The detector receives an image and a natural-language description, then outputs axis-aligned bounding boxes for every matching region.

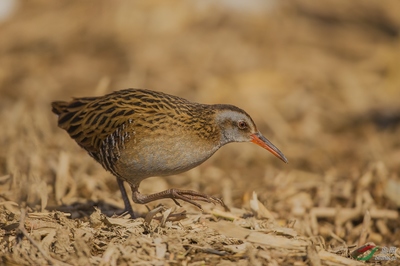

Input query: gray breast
[116,134,221,183]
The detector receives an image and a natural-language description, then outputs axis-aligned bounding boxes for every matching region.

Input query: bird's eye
[237,120,248,130]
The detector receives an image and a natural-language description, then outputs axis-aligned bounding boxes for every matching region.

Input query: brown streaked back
[52,91,138,153]
[51,89,219,155]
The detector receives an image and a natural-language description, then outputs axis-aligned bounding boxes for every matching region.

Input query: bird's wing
[52,95,135,154]
[51,88,199,155]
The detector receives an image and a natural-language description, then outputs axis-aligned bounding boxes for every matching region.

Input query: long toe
[172,189,226,209]
[131,187,225,211]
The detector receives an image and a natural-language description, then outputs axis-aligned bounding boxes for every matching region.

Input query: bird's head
[214,105,288,163]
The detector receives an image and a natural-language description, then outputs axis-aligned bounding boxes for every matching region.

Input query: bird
[51,88,288,218]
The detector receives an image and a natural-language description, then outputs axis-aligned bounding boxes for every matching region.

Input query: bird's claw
[170,189,226,210]
[132,188,226,211]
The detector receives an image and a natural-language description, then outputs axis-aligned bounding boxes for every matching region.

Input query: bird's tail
[51,101,69,115]
[51,97,99,131]
[52,97,97,115]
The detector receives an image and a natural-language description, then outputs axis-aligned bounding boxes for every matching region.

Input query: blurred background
[1,0,399,252]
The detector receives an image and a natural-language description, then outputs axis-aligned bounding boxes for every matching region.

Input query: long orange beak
[251,132,288,163]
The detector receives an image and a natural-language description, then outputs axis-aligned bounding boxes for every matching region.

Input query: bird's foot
[116,178,138,219]
[132,188,226,210]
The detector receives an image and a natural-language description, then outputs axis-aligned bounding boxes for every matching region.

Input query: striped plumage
[52,88,288,218]
[52,89,219,152]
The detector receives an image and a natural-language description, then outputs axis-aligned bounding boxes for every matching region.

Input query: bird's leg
[116,178,137,218]
[130,184,226,210]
